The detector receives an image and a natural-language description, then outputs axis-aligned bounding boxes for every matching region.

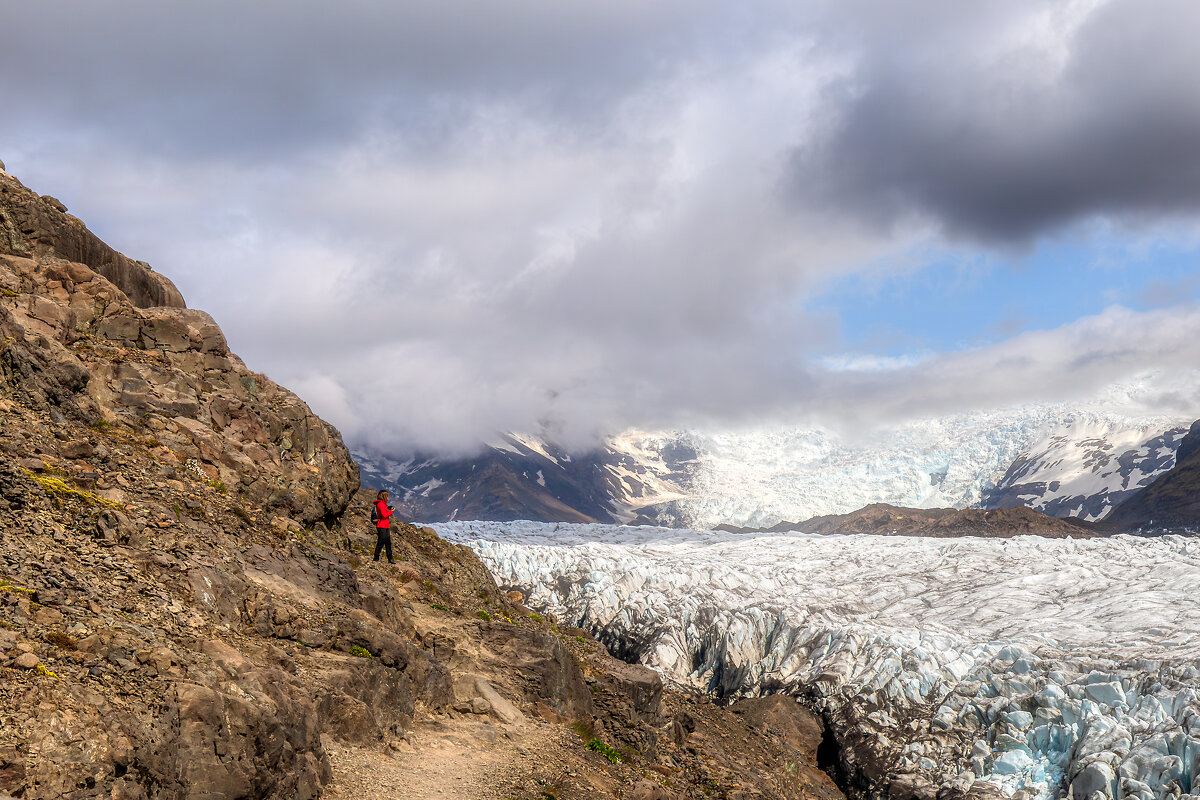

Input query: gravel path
[324,716,575,800]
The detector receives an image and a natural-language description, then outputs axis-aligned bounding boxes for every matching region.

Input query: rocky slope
[979,424,1188,522]
[0,169,840,800]
[715,504,1096,538]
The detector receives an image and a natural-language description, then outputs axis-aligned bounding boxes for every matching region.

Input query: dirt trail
[324,717,575,800]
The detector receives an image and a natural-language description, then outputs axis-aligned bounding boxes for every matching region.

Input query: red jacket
[374,499,393,529]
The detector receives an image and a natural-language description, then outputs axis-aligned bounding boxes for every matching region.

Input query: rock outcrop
[0,170,357,527]
[0,172,184,309]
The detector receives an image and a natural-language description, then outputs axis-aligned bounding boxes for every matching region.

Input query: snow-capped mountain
[979,422,1188,521]
[1103,419,1200,532]
[354,431,693,524]
[355,402,1194,527]
[440,521,1200,800]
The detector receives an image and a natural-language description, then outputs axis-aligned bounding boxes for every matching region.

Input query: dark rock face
[1100,418,1200,531]
[0,172,185,309]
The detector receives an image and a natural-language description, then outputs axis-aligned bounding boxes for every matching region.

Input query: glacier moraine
[437,521,1200,800]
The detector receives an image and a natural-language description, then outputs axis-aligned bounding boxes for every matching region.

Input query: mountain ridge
[358,409,1196,532]
[713,502,1097,538]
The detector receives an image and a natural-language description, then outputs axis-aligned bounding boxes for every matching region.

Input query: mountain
[1098,419,1200,531]
[358,404,1195,529]
[355,430,694,525]
[0,167,836,800]
[978,421,1188,521]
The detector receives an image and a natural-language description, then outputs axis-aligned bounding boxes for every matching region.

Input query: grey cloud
[794,0,1200,242]
[1136,274,1200,308]
[0,0,762,160]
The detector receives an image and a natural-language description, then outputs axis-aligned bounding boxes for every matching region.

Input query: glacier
[621,405,1193,529]
[438,521,1200,800]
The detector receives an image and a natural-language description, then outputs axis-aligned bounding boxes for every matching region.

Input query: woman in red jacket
[372,490,395,563]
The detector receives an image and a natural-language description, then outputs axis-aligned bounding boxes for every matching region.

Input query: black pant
[373,528,393,562]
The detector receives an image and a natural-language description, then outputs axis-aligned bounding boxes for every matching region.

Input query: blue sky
[814,234,1200,358]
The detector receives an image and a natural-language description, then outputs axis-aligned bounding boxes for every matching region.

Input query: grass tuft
[585,738,622,764]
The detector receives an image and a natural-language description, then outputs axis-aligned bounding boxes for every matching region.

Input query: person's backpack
[370,502,380,525]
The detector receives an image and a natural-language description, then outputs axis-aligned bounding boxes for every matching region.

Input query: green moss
[529,612,542,623]
[35,663,59,679]
[89,420,113,432]
[348,645,374,658]
[0,580,34,595]
[585,738,622,764]
[575,635,587,643]
[1,289,17,298]
[477,610,491,622]
[429,603,448,611]
[25,470,123,509]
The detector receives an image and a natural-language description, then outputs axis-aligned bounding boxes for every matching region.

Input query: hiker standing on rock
[371,490,395,563]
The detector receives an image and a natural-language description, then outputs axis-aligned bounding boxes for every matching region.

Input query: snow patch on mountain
[979,423,1187,521]
[439,521,1200,800]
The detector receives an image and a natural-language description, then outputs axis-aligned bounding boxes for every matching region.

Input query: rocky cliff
[0,168,184,309]
[0,170,839,800]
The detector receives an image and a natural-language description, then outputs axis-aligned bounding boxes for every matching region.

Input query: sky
[3,0,1200,455]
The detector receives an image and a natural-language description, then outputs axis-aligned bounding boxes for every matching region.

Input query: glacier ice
[439,521,1200,800]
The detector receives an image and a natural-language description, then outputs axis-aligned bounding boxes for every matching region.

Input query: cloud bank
[3,0,1200,453]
